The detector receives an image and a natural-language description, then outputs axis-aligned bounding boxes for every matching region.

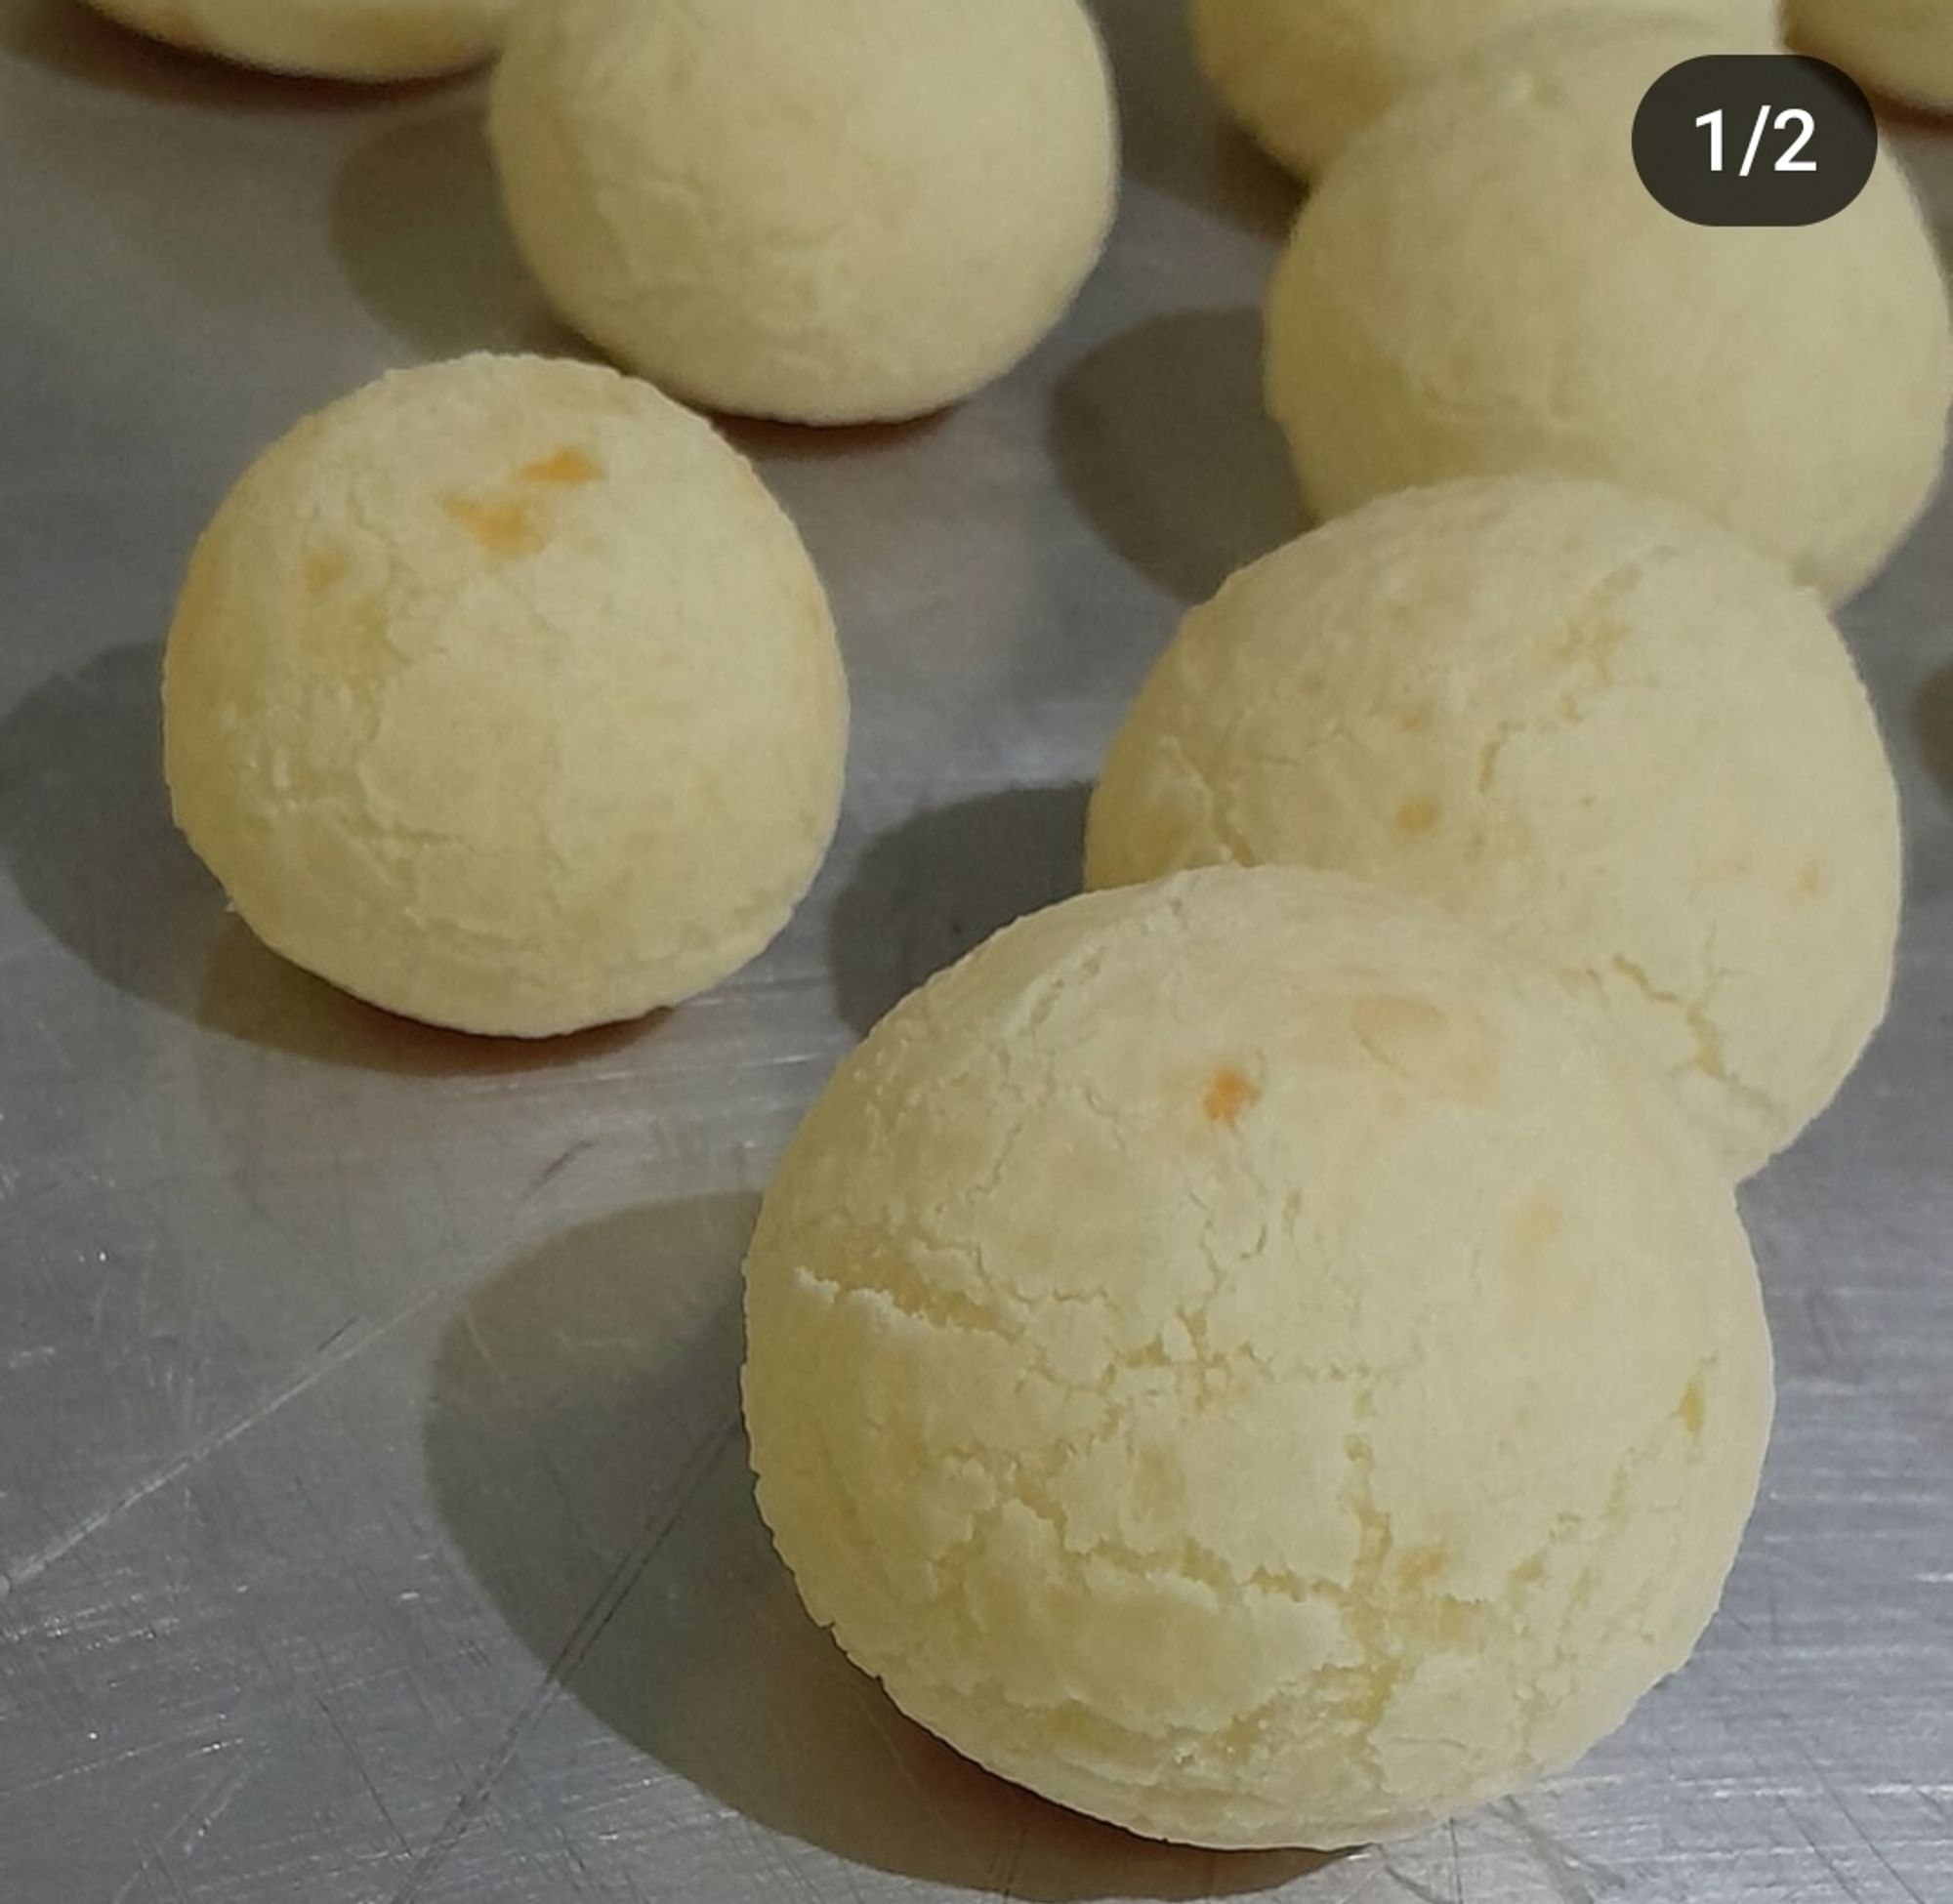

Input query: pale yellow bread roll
[1265,15,1953,600]
[1791,0,1953,111]
[1087,477,1901,1178]
[164,353,848,1037]
[1190,0,1780,177]
[83,0,519,79]
[745,866,1774,1848]
[488,0,1118,423]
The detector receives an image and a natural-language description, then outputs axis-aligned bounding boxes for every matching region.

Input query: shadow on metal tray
[330,100,588,362]
[426,1197,1333,1899]
[828,784,1094,1037]
[1083,0,1297,244]
[1918,661,1953,809]
[0,642,656,1075]
[1049,309,1308,605]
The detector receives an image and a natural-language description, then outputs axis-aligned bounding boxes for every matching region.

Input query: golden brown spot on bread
[1505,1191,1563,1302]
[519,445,603,487]
[1677,1378,1706,1438]
[1394,1545,1448,1590]
[442,492,545,559]
[1513,1191,1562,1262]
[1351,994,1498,1104]
[303,542,348,596]
[1553,612,1630,682]
[1395,795,1440,838]
[1397,704,1433,734]
[1798,858,1826,898]
[1202,1065,1260,1127]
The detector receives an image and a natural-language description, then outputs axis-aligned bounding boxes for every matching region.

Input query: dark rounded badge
[1634,55,1877,227]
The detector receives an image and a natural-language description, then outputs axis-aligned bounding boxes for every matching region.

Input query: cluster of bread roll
[109,0,1950,1859]
[156,0,1120,1031]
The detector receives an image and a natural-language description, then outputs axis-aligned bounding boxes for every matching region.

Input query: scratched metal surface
[0,2,1949,1899]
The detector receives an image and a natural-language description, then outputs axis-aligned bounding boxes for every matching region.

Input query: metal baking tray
[2,2,1947,1897]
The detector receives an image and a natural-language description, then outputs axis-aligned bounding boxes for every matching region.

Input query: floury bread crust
[488,0,1118,424]
[164,354,847,1037]
[1264,15,1953,601]
[1086,478,1902,1179]
[744,868,1773,1848]
[1188,0,1779,177]
[84,0,519,78]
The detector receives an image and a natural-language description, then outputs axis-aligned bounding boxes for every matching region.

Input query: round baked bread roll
[745,867,1774,1849]
[1087,478,1901,1179]
[488,0,1118,424]
[1190,0,1779,178]
[82,0,518,78]
[1265,15,1953,601]
[1790,0,1953,111]
[164,354,848,1037]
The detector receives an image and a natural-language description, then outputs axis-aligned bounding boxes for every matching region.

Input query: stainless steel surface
[1,3,1948,1898]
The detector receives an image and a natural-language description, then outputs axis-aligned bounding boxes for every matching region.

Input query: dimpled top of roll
[1189,0,1778,177]
[487,0,1118,424]
[744,867,1774,1849]
[1087,477,1901,1179]
[83,0,518,78]
[1265,15,1953,601]
[163,354,847,1038]
[1790,0,1953,110]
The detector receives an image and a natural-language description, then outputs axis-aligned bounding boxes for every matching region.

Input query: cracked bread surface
[1086,477,1901,1179]
[742,867,1773,1848]
[163,353,847,1037]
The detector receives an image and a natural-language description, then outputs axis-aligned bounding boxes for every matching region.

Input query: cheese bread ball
[1266,16,1953,601]
[1088,478,1901,1178]
[1791,0,1953,111]
[745,867,1775,1849]
[164,354,847,1037]
[488,0,1118,424]
[82,0,519,79]
[1190,0,1779,178]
